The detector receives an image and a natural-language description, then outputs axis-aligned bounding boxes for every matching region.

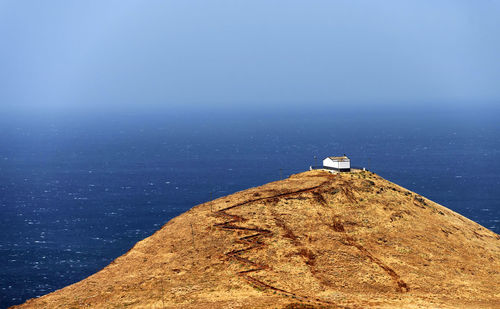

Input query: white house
[323,155,350,172]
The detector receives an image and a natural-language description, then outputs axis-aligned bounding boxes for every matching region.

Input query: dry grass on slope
[13,170,500,309]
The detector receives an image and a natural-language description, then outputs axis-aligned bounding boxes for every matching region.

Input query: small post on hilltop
[280,168,283,180]
[210,191,213,212]
[190,223,195,250]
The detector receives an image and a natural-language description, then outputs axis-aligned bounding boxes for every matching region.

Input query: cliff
[13,170,500,308]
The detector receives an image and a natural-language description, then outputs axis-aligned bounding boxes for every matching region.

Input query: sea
[1,105,499,308]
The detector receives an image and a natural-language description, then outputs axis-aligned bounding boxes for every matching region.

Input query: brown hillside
[13,170,500,308]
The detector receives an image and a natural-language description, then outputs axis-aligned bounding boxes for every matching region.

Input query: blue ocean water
[1,107,499,308]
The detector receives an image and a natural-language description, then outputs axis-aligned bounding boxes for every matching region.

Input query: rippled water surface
[1,107,499,308]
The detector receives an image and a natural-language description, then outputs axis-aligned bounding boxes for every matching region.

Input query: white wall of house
[323,158,350,169]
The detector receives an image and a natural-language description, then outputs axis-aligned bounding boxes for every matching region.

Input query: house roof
[327,156,350,162]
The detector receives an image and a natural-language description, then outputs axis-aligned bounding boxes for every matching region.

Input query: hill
[12,170,500,308]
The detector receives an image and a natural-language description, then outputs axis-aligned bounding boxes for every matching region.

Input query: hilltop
[13,170,500,308]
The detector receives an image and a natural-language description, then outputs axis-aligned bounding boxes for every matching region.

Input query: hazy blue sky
[1,1,499,114]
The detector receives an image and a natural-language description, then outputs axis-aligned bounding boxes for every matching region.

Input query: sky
[0,1,499,115]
